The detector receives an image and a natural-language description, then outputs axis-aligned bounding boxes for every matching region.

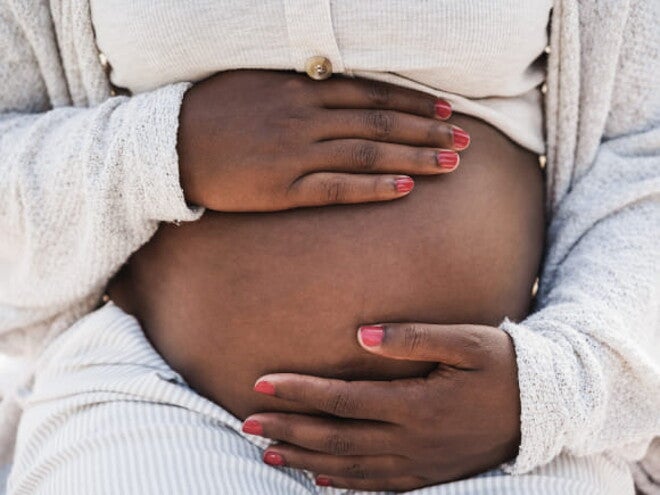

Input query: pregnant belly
[107,114,545,420]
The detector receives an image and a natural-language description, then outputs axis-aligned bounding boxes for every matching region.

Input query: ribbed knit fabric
[6,303,635,495]
[0,0,658,490]
[89,0,551,154]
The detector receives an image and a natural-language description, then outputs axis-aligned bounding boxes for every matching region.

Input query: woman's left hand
[245,323,522,491]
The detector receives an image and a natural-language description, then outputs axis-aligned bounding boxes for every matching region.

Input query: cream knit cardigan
[0,0,658,478]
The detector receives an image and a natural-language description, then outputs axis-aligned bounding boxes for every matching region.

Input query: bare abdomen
[108,114,545,419]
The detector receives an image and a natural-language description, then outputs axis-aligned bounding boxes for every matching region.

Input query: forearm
[0,84,202,342]
[502,128,660,473]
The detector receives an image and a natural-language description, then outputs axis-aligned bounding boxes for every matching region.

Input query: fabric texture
[7,303,636,495]
[89,0,551,154]
[0,0,658,488]
[631,438,660,495]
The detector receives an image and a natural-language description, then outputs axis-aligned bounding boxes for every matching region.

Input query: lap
[8,304,633,495]
[9,304,310,495]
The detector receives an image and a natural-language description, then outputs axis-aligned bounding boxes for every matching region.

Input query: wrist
[128,82,201,222]
[177,86,201,207]
[499,318,569,474]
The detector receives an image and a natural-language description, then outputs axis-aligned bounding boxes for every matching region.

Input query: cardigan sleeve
[0,5,202,348]
[500,5,660,473]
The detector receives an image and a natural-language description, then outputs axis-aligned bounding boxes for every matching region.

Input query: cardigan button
[305,56,333,80]
[538,154,547,169]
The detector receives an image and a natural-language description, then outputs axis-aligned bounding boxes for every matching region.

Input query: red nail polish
[242,419,263,436]
[434,100,452,119]
[316,476,332,487]
[264,451,286,466]
[436,150,460,170]
[452,127,470,150]
[359,325,384,347]
[395,177,414,193]
[254,380,276,396]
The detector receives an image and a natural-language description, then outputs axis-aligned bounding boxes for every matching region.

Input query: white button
[541,83,548,94]
[544,45,551,55]
[538,155,547,169]
[98,52,109,67]
[305,56,333,80]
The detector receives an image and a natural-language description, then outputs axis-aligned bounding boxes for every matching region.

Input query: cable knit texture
[0,0,658,484]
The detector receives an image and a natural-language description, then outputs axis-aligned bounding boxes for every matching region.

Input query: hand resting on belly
[108,113,545,420]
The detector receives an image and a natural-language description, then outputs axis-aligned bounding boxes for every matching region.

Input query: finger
[261,445,409,480]
[317,76,452,120]
[312,139,459,175]
[243,413,398,456]
[252,373,413,421]
[314,473,429,491]
[286,172,414,207]
[313,109,469,150]
[357,323,501,368]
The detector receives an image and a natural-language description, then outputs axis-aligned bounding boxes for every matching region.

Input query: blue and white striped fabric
[6,304,634,494]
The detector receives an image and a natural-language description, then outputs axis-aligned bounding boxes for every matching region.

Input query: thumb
[357,323,496,368]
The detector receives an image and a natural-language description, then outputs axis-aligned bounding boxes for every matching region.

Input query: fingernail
[242,419,263,436]
[254,380,276,396]
[436,150,460,170]
[452,126,470,150]
[434,100,452,119]
[359,325,384,347]
[263,451,286,466]
[316,476,333,487]
[395,176,414,193]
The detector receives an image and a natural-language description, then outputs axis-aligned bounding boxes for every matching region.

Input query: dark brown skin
[251,322,523,490]
[177,69,466,212]
[108,70,545,491]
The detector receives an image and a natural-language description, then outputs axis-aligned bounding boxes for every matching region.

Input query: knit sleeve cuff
[498,318,569,475]
[129,82,204,223]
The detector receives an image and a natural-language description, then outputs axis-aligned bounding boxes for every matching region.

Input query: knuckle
[324,390,358,416]
[423,98,437,117]
[279,419,295,441]
[382,455,407,477]
[414,147,429,168]
[268,110,314,153]
[365,110,395,138]
[323,433,353,456]
[269,127,294,154]
[372,176,382,196]
[415,401,445,427]
[381,429,401,454]
[402,325,431,356]
[323,179,348,203]
[350,142,380,171]
[406,386,439,424]
[282,107,314,129]
[426,122,444,143]
[366,81,392,106]
[344,462,369,479]
[462,327,487,354]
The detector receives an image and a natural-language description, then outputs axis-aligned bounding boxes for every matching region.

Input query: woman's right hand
[177,70,469,211]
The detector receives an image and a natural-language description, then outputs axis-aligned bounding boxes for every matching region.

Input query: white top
[0,0,658,483]
[89,0,552,154]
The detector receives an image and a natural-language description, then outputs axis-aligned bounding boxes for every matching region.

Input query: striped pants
[8,304,634,494]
